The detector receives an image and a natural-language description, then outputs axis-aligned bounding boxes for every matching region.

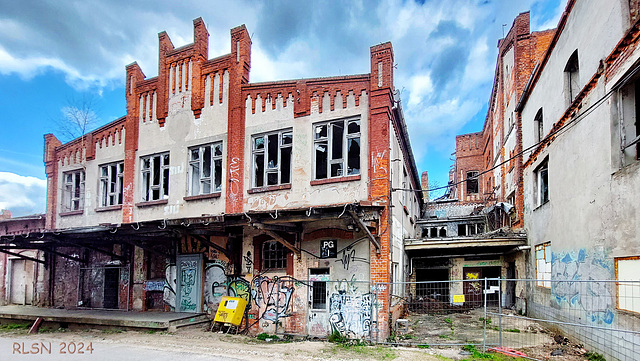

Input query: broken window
[534,108,544,144]
[466,171,479,194]
[535,242,551,288]
[457,224,467,236]
[189,142,223,195]
[616,76,640,166]
[262,240,287,270]
[62,169,85,212]
[534,158,549,206]
[314,118,360,179]
[438,227,447,237]
[564,50,580,104]
[99,162,123,207]
[141,152,170,201]
[310,268,329,310]
[252,129,292,187]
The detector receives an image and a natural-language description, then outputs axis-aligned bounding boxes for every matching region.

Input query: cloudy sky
[0,0,566,217]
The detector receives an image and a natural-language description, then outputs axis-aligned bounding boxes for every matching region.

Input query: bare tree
[54,95,100,142]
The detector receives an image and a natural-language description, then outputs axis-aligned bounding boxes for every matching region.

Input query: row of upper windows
[61,117,361,212]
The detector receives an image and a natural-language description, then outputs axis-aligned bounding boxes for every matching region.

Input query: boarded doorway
[9,258,34,305]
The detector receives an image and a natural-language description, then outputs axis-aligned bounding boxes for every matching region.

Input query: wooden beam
[0,249,45,264]
[262,230,300,257]
[50,236,127,261]
[190,234,230,258]
[348,210,380,252]
[252,222,301,233]
[119,239,173,259]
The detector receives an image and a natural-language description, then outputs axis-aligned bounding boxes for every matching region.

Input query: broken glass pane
[315,142,327,179]
[281,147,291,184]
[347,138,360,175]
[191,162,200,195]
[153,156,160,186]
[315,124,327,139]
[214,159,222,191]
[267,134,278,169]
[214,143,222,157]
[331,163,343,177]
[163,167,169,197]
[267,172,278,186]
[255,153,264,187]
[282,131,292,145]
[191,148,200,161]
[331,122,344,160]
[254,136,264,150]
[348,119,360,134]
[203,146,211,177]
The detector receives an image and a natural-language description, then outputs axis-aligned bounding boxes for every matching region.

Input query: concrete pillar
[131,246,146,311]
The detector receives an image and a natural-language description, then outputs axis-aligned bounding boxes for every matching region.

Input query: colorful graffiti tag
[551,248,615,324]
[329,292,372,338]
[252,276,295,322]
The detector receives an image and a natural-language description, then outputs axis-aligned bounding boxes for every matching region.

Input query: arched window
[565,50,580,103]
[534,108,544,143]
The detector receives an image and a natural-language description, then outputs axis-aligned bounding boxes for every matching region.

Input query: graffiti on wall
[551,248,615,324]
[228,278,251,302]
[179,260,199,311]
[252,276,296,322]
[163,264,176,309]
[204,261,228,312]
[335,246,368,271]
[329,292,372,337]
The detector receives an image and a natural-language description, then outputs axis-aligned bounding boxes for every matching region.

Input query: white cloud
[0,172,47,217]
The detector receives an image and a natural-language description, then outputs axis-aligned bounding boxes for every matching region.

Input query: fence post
[483,277,487,352]
[498,278,503,347]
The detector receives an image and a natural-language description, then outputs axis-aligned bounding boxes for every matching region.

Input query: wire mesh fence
[378,278,640,361]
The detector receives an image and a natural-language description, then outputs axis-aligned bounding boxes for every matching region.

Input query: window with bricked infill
[189,142,223,195]
[252,130,292,188]
[314,117,360,180]
[141,152,170,202]
[535,242,551,288]
[466,171,479,194]
[62,169,85,212]
[99,162,123,207]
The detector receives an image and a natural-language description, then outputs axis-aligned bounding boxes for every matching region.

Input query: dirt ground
[399,308,592,360]
[1,326,462,361]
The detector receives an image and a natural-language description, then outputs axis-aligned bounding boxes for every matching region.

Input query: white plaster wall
[242,90,369,211]
[135,71,229,222]
[56,134,125,229]
[522,0,627,156]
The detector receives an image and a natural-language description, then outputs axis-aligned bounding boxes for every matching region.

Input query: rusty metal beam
[348,210,380,252]
[0,249,45,264]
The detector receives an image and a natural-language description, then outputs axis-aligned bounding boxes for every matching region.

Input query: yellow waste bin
[214,296,248,326]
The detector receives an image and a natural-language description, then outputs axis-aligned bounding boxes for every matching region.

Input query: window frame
[62,169,85,212]
[616,76,640,165]
[252,129,293,188]
[535,242,551,288]
[534,158,549,207]
[564,50,580,104]
[313,117,361,180]
[140,152,170,202]
[466,171,479,194]
[99,162,124,207]
[188,142,223,196]
[310,268,330,311]
[534,108,544,144]
[262,240,287,270]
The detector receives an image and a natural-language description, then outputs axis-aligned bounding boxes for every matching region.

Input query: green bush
[585,351,606,361]
[328,330,349,344]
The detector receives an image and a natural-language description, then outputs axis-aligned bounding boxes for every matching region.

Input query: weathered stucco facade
[0,19,421,340]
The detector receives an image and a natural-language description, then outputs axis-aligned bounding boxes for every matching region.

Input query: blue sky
[0,0,566,216]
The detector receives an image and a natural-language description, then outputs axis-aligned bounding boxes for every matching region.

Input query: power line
[395,65,634,194]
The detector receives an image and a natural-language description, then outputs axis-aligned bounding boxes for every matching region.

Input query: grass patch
[444,318,452,324]
[439,334,452,339]
[585,351,606,361]
[0,323,30,330]
[504,328,520,333]
[417,344,430,349]
[256,332,280,341]
[101,328,124,334]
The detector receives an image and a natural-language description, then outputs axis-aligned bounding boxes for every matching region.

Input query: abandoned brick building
[407,12,552,311]
[0,19,421,339]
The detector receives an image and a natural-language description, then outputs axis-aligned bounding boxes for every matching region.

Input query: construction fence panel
[379,278,640,361]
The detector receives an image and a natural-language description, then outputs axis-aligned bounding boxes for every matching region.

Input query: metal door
[176,254,202,312]
[463,268,483,307]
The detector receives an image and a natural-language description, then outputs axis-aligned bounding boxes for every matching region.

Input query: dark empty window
[535,158,549,206]
[458,224,467,236]
[252,130,292,188]
[438,228,447,237]
[466,171,479,194]
[534,108,544,144]
[262,240,287,269]
[565,50,580,103]
[314,118,360,179]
